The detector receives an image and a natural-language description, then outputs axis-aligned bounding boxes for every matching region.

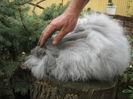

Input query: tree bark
[30,76,119,99]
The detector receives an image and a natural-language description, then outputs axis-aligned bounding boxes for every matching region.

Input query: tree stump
[30,76,119,99]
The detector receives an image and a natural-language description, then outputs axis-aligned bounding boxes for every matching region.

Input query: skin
[38,0,90,47]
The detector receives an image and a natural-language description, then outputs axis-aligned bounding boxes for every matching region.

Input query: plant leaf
[122,89,133,93]
[129,86,133,90]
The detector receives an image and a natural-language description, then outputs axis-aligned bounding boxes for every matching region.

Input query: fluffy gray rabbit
[25,14,131,81]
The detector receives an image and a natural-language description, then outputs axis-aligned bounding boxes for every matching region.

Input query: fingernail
[40,43,42,47]
[52,40,57,45]
[37,42,39,46]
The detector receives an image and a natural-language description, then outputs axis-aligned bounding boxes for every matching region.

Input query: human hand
[38,12,79,47]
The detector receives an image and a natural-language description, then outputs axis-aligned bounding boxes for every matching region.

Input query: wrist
[64,6,80,18]
[63,9,79,19]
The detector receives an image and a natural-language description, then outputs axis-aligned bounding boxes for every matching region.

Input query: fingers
[38,24,56,47]
[38,13,78,46]
[53,28,67,45]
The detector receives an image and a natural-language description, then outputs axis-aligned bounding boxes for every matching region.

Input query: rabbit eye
[42,51,46,55]
[37,51,46,57]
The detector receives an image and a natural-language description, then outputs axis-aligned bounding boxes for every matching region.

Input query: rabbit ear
[60,19,89,43]
[43,38,59,57]
[61,31,89,43]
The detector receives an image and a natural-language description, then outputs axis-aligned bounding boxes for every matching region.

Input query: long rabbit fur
[25,14,131,81]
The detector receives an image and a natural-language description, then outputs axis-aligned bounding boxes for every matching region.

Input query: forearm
[64,0,90,16]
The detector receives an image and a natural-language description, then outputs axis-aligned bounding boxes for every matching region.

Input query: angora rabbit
[25,14,131,81]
